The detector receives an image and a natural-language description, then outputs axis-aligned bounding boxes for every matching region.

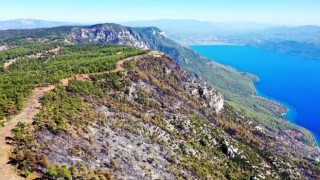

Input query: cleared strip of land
[0,50,160,179]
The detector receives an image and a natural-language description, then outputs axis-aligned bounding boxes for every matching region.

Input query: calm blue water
[190,45,320,146]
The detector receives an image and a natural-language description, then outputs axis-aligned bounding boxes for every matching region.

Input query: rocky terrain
[6,50,319,179]
[0,24,319,179]
[0,45,10,51]
[67,23,320,145]
[35,53,226,178]
[70,24,149,49]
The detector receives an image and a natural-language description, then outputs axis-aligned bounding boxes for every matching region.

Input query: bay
[190,45,320,146]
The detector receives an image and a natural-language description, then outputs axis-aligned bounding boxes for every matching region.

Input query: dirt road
[60,51,160,86]
[0,85,54,180]
[0,50,161,179]
[3,47,61,68]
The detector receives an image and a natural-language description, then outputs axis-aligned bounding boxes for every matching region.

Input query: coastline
[256,90,298,122]
[313,133,320,148]
[189,44,320,148]
[255,88,320,148]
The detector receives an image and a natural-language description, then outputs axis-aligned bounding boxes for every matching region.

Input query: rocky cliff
[69,24,171,51]
[70,24,150,49]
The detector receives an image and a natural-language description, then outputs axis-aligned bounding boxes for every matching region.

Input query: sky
[0,0,320,25]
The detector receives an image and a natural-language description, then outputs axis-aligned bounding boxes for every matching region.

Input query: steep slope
[68,23,317,147]
[8,49,319,179]
[1,23,254,120]
[0,25,319,179]
[0,42,150,178]
[69,24,255,98]
[0,86,54,180]
[0,23,318,146]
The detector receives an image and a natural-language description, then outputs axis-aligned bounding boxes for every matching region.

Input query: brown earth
[0,50,160,179]
[60,51,160,86]
[3,47,61,68]
[0,85,55,180]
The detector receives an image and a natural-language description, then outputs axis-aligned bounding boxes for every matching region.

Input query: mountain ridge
[0,23,319,179]
[1,23,317,146]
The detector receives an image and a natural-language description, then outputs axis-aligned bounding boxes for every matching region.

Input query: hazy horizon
[0,0,320,26]
[1,18,319,28]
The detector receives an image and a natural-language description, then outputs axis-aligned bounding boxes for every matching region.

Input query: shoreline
[255,88,320,148]
[189,44,320,148]
[312,133,320,148]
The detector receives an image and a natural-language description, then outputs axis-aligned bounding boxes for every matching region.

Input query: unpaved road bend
[0,86,54,180]
[0,50,161,179]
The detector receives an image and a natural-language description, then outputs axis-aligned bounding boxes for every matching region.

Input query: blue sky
[1,0,320,25]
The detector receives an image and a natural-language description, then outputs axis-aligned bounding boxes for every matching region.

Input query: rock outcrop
[182,77,224,113]
[69,24,168,50]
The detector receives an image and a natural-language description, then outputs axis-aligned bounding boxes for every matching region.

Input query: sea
[190,45,320,146]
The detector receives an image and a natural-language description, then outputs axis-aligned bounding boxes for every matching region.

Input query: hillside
[0,24,319,179]
[68,23,318,146]
[1,41,318,179]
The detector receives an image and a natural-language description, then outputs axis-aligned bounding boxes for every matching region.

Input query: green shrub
[46,165,72,180]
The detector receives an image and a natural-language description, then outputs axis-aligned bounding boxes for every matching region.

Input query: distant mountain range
[0,19,81,30]
[123,19,276,43]
[124,19,320,60]
[1,18,319,60]
[124,19,275,33]
[236,26,320,60]
[123,19,320,43]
